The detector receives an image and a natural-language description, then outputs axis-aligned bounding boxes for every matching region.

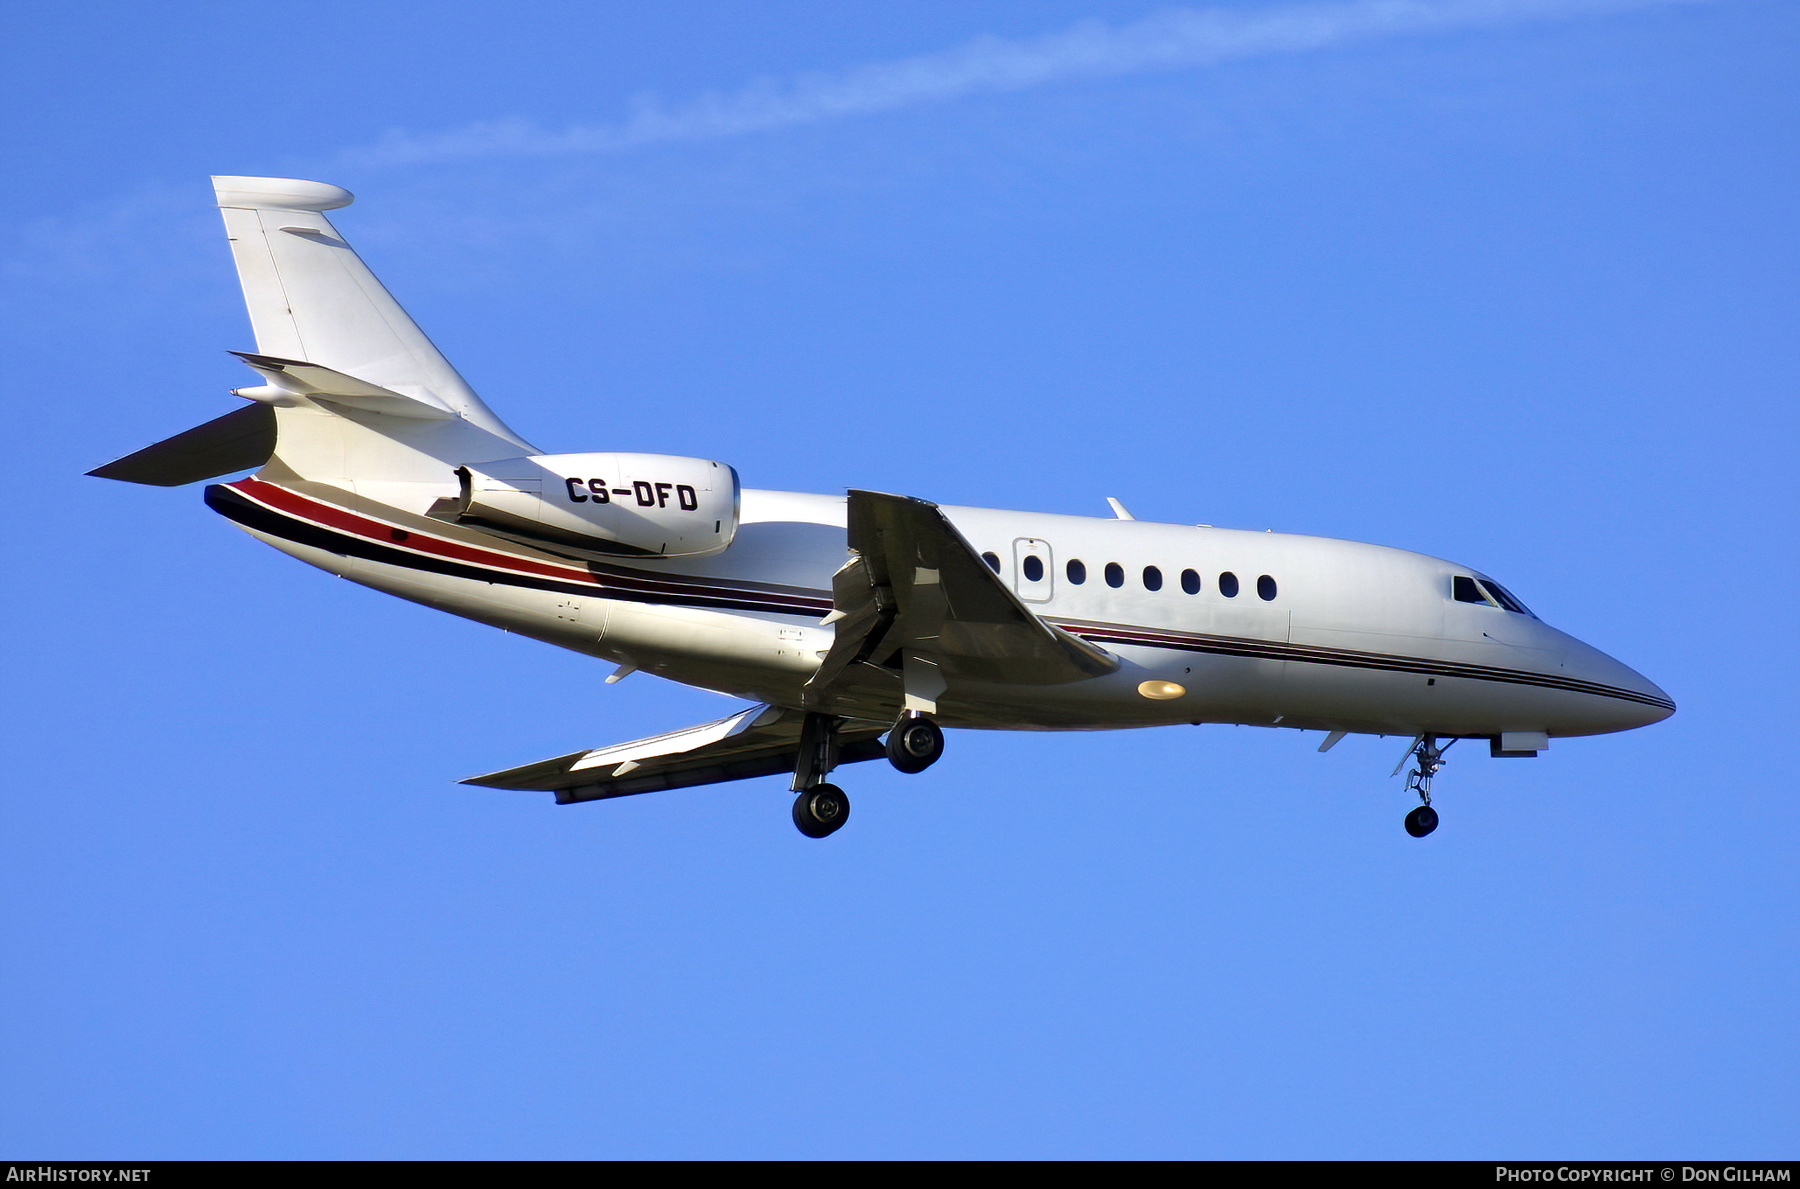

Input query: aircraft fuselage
[210,476,1673,744]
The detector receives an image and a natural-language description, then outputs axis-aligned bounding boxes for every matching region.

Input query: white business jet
[91,177,1674,839]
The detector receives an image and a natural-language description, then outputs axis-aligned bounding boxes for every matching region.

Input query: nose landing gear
[1398,734,1456,837]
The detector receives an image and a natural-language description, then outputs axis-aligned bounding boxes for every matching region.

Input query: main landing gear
[790,711,851,839]
[1399,734,1456,838]
[886,712,944,774]
[786,711,948,838]
[793,784,850,838]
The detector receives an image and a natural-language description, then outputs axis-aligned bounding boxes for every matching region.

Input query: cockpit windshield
[1452,574,1537,618]
[1478,578,1534,617]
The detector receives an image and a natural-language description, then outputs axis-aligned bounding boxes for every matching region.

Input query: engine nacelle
[436,453,739,560]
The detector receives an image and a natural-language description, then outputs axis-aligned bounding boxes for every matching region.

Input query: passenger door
[1013,538,1053,603]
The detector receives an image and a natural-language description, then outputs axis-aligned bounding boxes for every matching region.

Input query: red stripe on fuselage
[227,478,833,616]
[231,477,600,584]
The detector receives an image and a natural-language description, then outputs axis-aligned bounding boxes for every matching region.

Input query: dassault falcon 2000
[90,176,1674,839]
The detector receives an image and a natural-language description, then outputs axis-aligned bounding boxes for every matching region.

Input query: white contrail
[341,0,1709,168]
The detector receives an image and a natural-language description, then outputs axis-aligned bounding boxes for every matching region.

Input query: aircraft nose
[1618,666,1676,729]
[1555,631,1675,734]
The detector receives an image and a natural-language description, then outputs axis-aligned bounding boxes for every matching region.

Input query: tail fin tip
[212,176,353,212]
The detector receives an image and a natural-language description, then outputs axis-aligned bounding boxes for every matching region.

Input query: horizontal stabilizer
[86,404,276,486]
[231,351,455,420]
[464,704,887,804]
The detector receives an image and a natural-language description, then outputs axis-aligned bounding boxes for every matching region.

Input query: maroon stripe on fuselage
[223,478,834,617]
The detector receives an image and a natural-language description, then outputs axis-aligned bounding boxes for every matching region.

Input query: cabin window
[1257,575,1277,601]
[1067,559,1086,585]
[982,551,1001,574]
[1453,575,1491,606]
[1181,568,1200,595]
[1143,565,1163,591]
[1219,571,1239,598]
[1105,562,1124,589]
[1022,554,1044,583]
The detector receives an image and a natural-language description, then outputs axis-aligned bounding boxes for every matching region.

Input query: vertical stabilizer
[212,176,532,451]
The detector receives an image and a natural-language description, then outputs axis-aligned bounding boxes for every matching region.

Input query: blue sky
[2,0,1795,1158]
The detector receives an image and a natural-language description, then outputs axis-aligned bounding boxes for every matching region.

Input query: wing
[462,704,888,804]
[804,490,1117,715]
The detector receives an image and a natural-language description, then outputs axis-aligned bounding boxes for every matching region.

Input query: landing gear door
[1013,538,1053,603]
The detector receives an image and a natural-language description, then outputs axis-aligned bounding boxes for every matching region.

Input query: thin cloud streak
[342,0,1710,168]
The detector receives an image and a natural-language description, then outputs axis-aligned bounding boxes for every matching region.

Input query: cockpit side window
[1453,575,1492,606]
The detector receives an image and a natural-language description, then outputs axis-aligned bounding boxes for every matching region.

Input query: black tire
[793,784,850,838]
[1404,805,1439,838]
[886,715,945,774]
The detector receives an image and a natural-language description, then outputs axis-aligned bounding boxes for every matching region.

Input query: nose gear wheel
[1405,804,1440,837]
[1398,735,1456,837]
